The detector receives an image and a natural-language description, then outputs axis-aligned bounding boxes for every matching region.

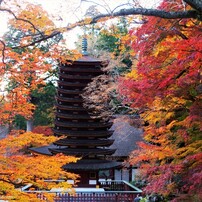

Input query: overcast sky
[0,0,161,47]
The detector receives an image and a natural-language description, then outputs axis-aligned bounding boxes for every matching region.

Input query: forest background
[0,0,201,201]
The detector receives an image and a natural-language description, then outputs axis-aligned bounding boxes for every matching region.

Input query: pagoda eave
[54,139,114,147]
[62,159,121,171]
[58,81,86,87]
[49,148,116,156]
[54,120,113,128]
[60,67,103,73]
[55,112,92,120]
[57,88,82,95]
[53,129,113,138]
[59,73,93,81]
[56,97,83,103]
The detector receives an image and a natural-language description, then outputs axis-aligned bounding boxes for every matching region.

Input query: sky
[0,0,161,48]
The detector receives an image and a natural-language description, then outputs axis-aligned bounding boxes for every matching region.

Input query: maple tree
[0,0,201,200]
[0,3,81,130]
[117,0,202,201]
[0,129,78,201]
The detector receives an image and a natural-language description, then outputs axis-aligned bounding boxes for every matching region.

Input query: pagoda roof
[59,73,93,80]
[63,159,121,171]
[53,129,113,138]
[56,96,82,103]
[49,147,116,156]
[54,138,114,147]
[55,104,85,111]
[60,66,102,73]
[29,144,55,156]
[58,81,86,87]
[54,120,113,129]
[55,112,91,119]
[75,55,103,63]
[109,115,143,157]
[62,55,107,65]
[29,146,121,170]
[57,88,83,95]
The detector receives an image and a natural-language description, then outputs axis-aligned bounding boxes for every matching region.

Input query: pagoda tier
[54,138,114,147]
[51,55,121,171]
[49,148,116,156]
[53,129,113,138]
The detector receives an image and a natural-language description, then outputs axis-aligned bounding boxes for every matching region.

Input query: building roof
[62,159,121,171]
[109,115,143,157]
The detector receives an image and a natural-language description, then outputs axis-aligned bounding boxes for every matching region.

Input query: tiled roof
[109,115,143,157]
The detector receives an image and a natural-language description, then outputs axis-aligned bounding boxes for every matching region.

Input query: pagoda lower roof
[54,120,113,129]
[54,138,114,146]
[59,73,93,80]
[62,159,122,171]
[60,66,102,73]
[49,147,116,156]
[53,129,113,138]
[29,146,122,170]
[56,96,82,103]
[29,144,55,156]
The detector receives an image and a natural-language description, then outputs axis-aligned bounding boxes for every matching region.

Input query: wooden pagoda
[31,39,121,186]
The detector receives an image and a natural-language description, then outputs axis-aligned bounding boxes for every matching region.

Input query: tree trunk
[26,119,33,131]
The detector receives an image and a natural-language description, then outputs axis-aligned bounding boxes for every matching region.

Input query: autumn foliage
[0,3,81,126]
[118,1,202,201]
[0,3,81,201]
[0,129,78,201]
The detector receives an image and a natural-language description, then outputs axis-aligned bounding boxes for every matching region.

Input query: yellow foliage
[126,69,139,79]
[9,4,55,32]
[0,131,79,200]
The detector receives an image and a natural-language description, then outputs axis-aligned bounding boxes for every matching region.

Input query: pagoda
[31,39,121,186]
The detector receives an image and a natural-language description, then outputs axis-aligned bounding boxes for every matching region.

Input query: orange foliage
[0,130,78,201]
[0,4,81,125]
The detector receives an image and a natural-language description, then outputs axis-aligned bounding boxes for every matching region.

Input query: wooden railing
[54,192,137,202]
[24,180,142,202]
[99,180,132,191]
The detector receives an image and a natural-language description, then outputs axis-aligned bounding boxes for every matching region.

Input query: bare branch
[90,8,199,23]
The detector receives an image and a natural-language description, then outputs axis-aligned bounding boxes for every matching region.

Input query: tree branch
[0,8,44,37]
[183,0,202,13]
[90,8,199,23]
[11,31,61,49]
[0,6,201,55]
[0,39,6,64]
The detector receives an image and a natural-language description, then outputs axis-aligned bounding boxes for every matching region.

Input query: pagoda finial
[82,37,88,56]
